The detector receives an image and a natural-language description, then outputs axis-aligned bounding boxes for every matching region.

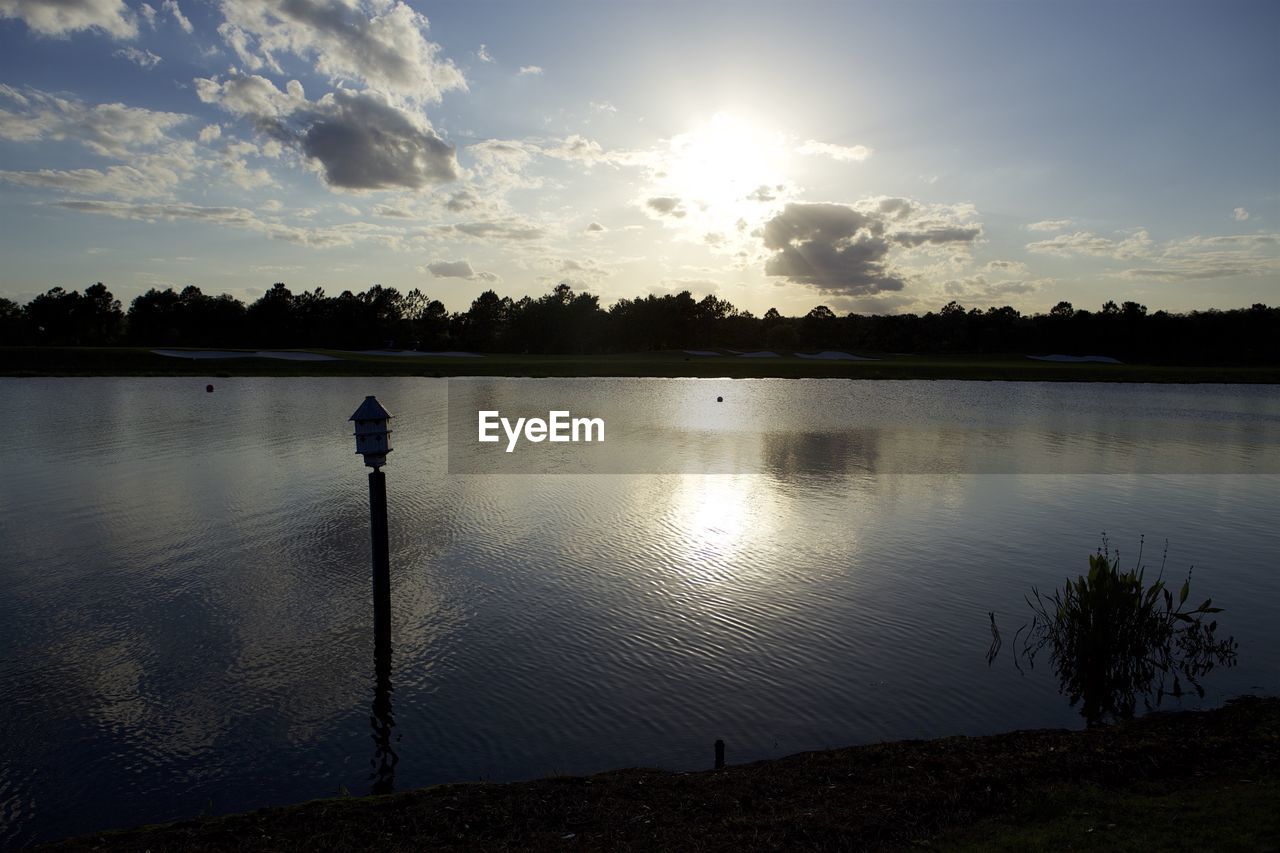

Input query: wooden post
[715,738,725,769]
[369,470,391,653]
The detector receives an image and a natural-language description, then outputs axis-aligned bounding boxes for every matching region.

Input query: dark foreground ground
[4,347,1280,382]
[41,697,1279,852]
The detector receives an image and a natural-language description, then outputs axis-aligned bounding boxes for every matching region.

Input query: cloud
[1114,233,1279,282]
[981,259,1029,274]
[435,219,546,241]
[0,161,184,199]
[114,47,162,68]
[518,65,543,76]
[476,43,492,62]
[585,222,605,232]
[747,184,786,202]
[162,0,193,33]
[443,189,479,212]
[761,199,983,296]
[196,75,457,190]
[645,196,685,218]
[940,275,1050,304]
[0,86,187,157]
[424,259,497,281]
[1026,230,1151,259]
[371,203,414,218]
[465,138,542,191]
[52,198,407,247]
[0,0,137,38]
[215,0,465,100]
[797,139,872,162]
[1233,207,1250,222]
[54,199,263,225]
[852,196,983,248]
[1025,225,1278,283]
[194,74,306,118]
[542,133,606,165]
[140,2,156,27]
[299,89,456,190]
[761,202,901,295]
[198,123,222,143]
[590,101,617,114]
[1025,219,1074,232]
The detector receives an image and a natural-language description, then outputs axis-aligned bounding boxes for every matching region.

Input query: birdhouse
[350,395,393,468]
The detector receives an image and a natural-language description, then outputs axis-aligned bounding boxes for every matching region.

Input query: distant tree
[1049,301,1074,318]
[26,283,122,345]
[247,283,298,346]
[0,296,31,344]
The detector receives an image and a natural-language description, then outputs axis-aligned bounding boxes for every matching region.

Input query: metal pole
[369,469,391,653]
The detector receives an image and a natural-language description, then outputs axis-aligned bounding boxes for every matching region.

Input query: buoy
[206,384,214,393]
[716,396,723,403]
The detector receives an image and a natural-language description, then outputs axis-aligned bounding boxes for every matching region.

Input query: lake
[1,377,1278,846]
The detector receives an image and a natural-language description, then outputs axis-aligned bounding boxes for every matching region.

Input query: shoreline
[40,697,1280,851]
[4,347,1279,382]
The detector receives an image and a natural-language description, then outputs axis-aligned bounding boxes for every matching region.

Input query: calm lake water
[1,377,1278,846]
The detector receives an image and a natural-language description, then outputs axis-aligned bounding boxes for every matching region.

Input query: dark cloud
[438,220,545,241]
[646,196,685,218]
[585,222,604,232]
[893,225,983,247]
[299,90,457,190]
[427,259,475,278]
[762,200,983,295]
[444,190,479,212]
[761,202,901,295]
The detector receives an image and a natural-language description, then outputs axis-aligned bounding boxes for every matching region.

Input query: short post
[350,396,394,652]
[714,738,725,770]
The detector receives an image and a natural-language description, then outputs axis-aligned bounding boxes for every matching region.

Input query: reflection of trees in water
[992,538,1237,727]
[761,430,881,482]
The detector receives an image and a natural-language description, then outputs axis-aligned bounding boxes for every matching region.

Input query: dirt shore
[41,696,1279,852]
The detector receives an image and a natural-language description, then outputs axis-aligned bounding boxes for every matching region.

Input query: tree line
[2,281,1277,364]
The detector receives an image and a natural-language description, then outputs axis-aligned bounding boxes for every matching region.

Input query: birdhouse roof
[350,396,393,421]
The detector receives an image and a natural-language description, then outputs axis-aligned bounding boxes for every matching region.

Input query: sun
[655,112,793,241]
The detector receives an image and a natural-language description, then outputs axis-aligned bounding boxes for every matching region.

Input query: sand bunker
[795,351,875,361]
[1027,354,1122,364]
[358,350,482,358]
[737,350,780,358]
[152,349,340,361]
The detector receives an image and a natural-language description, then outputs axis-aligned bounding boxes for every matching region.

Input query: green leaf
[1179,580,1189,605]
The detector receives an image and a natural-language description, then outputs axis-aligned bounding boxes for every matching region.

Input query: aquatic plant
[994,536,1237,726]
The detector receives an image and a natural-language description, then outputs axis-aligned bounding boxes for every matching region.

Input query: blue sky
[1,0,1276,316]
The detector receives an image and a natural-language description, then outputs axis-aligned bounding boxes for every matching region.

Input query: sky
[0,0,1277,317]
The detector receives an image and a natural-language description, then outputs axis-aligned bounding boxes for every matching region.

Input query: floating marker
[716,396,723,403]
[206,384,214,393]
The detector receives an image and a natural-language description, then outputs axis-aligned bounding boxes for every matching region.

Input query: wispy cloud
[797,139,872,162]
[1025,219,1074,232]
[114,47,162,68]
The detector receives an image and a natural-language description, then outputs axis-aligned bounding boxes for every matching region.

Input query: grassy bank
[42,696,1279,852]
[4,347,1279,382]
